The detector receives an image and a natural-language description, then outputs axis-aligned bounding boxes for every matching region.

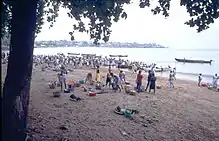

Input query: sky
[36,0,219,49]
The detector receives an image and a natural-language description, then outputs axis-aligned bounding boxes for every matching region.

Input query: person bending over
[111,73,121,92]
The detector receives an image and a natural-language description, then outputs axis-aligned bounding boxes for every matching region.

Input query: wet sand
[2,64,219,141]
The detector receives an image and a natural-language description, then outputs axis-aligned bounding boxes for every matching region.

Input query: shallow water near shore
[34,47,219,83]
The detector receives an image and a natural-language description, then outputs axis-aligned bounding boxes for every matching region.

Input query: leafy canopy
[2,0,219,44]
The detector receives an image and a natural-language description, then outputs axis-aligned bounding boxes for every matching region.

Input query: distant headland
[34,40,167,48]
[1,40,168,50]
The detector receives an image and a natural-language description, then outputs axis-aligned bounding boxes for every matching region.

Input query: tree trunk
[2,0,38,141]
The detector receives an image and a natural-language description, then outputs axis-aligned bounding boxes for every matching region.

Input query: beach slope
[2,65,219,141]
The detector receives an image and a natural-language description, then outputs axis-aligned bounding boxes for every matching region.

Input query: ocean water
[34,47,219,83]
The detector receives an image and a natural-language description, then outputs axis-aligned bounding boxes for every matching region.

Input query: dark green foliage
[1,0,12,38]
[180,0,219,32]
[2,0,219,44]
[36,0,45,36]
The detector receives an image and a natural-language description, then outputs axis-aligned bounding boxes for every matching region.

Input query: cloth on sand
[114,106,139,116]
[70,94,83,101]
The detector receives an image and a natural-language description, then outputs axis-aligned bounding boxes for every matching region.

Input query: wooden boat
[144,67,170,72]
[109,55,128,58]
[57,53,65,56]
[175,58,212,64]
[67,53,80,55]
[81,54,96,56]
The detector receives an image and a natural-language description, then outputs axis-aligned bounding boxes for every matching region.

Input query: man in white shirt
[212,74,218,88]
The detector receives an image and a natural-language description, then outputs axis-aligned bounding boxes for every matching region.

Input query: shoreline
[33,47,218,77]
[111,67,216,85]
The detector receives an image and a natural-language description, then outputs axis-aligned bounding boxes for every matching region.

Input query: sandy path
[2,65,219,141]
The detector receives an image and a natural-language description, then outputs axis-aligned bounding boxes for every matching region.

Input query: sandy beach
[2,64,219,141]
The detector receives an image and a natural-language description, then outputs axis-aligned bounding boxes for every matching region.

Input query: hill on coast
[34,40,167,48]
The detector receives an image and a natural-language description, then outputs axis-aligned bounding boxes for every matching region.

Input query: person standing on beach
[145,70,152,92]
[136,70,143,92]
[106,71,112,88]
[212,73,219,88]
[198,73,202,87]
[173,68,176,80]
[149,73,156,94]
[132,64,137,73]
[95,69,101,83]
[58,64,67,91]
[119,70,126,89]
[168,71,174,88]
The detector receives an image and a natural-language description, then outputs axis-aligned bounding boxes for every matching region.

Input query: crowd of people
[2,52,218,92]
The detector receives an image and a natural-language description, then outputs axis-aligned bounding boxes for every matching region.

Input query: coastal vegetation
[1,0,219,141]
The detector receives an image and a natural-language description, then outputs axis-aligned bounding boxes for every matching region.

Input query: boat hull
[109,55,128,58]
[175,58,212,64]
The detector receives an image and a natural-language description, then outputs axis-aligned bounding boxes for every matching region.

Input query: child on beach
[95,69,101,83]
[136,70,143,92]
[168,71,174,88]
[149,73,156,94]
[198,73,202,87]
[85,72,93,84]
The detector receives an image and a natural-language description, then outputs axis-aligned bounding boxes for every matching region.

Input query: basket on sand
[129,90,136,95]
[90,81,94,85]
[49,83,56,89]
[95,83,102,90]
[74,82,81,87]
[53,91,61,97]
[207,85,213,90]
[156,85,161,89]
[124,85,131,94]
[125,81,130,85]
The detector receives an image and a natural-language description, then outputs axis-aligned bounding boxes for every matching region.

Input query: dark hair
[96,69,100,73]
[139,70,141,74]
[120,70,123,73]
